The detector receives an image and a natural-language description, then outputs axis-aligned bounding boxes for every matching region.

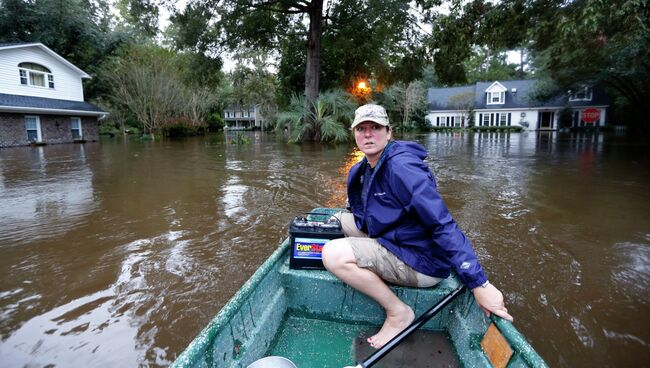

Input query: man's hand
[472,283,514,322]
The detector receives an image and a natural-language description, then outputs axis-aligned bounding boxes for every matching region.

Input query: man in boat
[322,104,513,349]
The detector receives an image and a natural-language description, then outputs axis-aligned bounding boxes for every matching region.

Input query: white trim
[24,115,42,142]
[569,87,593,101]
[486,91,505,105]
[485,81,507,92]
[473,105,609,112]
[0,105,106,116]
[70,117,83,139]
[0,43,91,78]
[18,66,55,89]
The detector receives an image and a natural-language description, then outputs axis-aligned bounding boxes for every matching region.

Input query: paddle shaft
[356,285,467,368]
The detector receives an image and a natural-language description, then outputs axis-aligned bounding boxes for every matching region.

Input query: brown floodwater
[0,131,648,367]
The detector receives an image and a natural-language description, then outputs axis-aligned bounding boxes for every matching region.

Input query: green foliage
[470,126,523,133]
[275,90,354,143]
[173,0,433,116]
[102,44,224,137]
[373,80,427,129]
[229,133,251,145]
[0,0,135,100]
[116,0,159,38]
[98,123,122,136]
[463,48,520,83]
[525,0,650,125]
[161,117,207,137]
[176,51,224,88]
[226,60,278,129]
[208,112,225,131]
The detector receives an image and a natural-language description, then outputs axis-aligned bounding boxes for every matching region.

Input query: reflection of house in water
[223,104,264,130]
[0,144,94,244]
[426,80,609,130]
[535,130,604,159]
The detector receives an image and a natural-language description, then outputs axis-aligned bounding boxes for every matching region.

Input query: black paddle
[348,285,466,368]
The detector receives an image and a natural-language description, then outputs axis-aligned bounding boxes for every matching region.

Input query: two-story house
[0,43,106,147]
[426,80,609,130]
[223,104,264,130]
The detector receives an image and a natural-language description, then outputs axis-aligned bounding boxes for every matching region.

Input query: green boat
[173,209,548,368]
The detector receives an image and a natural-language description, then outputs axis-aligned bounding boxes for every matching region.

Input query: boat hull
[173,209,547,368]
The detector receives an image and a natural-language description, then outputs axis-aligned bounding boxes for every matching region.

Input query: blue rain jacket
[347,140,488,289]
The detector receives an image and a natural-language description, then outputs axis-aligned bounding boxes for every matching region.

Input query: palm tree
[276,90,354,143]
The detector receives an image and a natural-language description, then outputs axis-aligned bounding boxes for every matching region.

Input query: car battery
[289,213,344,270]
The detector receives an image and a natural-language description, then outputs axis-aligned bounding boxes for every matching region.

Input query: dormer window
[485,81,507,105]
[488,91,505,104]
[569,86,592,101]
[18,62,54,88]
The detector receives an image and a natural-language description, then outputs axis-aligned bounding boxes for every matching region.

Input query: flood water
[0,131,648,367]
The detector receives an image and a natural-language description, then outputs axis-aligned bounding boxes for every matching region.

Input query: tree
[463,47,520,83]
[381,81,426,129]
[448,91,476,126]
[172,0,434,139]
[106,45,185,137]
[275,90,353,143]
[226,59,278,129]
[526,0,650,128]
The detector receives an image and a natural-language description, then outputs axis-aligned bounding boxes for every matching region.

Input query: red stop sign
[582,108,600,123]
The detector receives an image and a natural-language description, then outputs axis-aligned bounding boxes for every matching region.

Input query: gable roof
[485,81,507,92]
[0,93,106,116]
[428,79,609,111]
[426,85,476,111]
[0,43,91,79]
[474,80,539,109]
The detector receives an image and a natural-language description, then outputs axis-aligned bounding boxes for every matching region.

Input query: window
[25,116,41,142]
[487,91,505,104]
[18,62,54,88]
[569,87,593,101]
[483,114,490,126]
[71,117,82,139]
[500,113,508,126]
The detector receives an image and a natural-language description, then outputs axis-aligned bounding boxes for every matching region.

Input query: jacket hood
[384,140,428,161]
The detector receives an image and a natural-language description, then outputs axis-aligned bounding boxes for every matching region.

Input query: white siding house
[223,104,264,130]
[0,43,105,147]
[426,80,609,131]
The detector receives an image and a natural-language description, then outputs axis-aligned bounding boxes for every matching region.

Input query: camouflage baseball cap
[351,104,390,129]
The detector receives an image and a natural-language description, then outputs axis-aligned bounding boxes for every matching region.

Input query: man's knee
[322,239,351,270]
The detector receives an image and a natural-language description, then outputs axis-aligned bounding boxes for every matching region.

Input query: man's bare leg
[322,240,414,349]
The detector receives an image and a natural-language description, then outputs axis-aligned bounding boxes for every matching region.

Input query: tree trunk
[304,0,323,141]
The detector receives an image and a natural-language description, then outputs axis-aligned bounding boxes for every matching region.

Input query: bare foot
[367,304,415,349]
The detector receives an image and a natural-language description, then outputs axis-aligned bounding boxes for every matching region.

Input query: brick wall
[0,112,99,148]
[0,113,26,147]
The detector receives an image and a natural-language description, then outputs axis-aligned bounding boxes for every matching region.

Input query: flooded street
[0,131,648,367]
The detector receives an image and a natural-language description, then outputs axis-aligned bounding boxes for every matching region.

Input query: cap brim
[350,118,390,129]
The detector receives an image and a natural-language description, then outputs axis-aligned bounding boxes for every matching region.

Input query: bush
[99,122,121,136]
[160,116,208,137]
[430,126,463,132]
[208,112,224,131]
[470,126,523,132]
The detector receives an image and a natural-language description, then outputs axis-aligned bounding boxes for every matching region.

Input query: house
[0,42,106,147]
[223,104,264,130]
[425,80,609,130]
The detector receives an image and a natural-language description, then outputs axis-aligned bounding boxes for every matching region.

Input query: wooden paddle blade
[481,323,514,368]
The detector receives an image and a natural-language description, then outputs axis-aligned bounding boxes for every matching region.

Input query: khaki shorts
[330,212,442,288]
